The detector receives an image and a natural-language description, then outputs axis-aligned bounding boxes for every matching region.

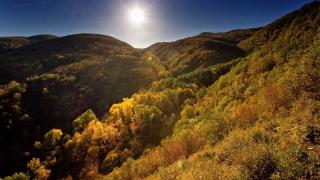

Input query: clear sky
[0,0,312,47]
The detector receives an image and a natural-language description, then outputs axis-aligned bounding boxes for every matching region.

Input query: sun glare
[128,7,146,25]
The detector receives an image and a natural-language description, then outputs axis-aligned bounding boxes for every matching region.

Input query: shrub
[27,158,41,172]
[42,129,63,150]
[180,105,195,119]
[34,166,51,180]
[4,172,30,180]
[250,56,276,73]
[228,102,258,128]
[213,126,277,179]
[72,109,97,133]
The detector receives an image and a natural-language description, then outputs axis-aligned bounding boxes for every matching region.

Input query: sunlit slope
[104,2,320,179]
[239,1,320,51]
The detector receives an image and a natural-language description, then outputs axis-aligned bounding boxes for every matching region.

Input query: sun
[128,7,146,25]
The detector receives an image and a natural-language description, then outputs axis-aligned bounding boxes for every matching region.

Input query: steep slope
[145,34,246,76]
[239,1,320,51]
[104,2,320,179]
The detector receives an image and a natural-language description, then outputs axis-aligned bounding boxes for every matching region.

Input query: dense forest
[0,1,319,179]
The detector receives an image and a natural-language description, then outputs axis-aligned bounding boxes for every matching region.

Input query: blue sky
[0,0,312,47]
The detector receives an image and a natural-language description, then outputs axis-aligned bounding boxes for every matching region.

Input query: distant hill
[27,35,58,43]
[0,37,30,51]
[199,27,261,44]
[0,35,57,52]
[0,34,140,83]
[145,34,247,76]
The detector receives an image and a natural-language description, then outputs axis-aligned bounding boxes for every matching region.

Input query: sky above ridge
[0,0,312,47]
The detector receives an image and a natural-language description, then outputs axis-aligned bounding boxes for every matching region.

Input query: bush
[72,109,97,133]
[4,172,29,180]
[213,126,277,179]
[42,129,63,149]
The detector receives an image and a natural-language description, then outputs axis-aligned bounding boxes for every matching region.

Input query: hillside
[102,2,320,179]
[0,35,57,52]
[0,37,30,52]
[239,1,320,51]
[103,2,320,179]
[145,33,247,76]
[0,30,245,177]
[0,33,162,124]
[199,27,260,44]
[27,35,58,43]
[0,34,139,83]
[0,34,164,176]
[1,1,320,180]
